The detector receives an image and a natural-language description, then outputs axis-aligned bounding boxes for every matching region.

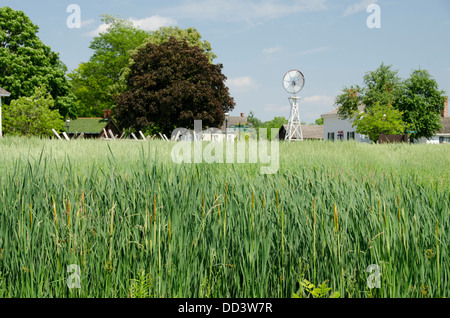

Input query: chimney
[241,113,245,117]
[103,109,112,119]
[443,97,448,118]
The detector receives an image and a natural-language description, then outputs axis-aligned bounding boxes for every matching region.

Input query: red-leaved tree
[114,36,235,135]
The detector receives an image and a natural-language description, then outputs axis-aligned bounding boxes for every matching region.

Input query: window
[439,136,450,143]
[347,132,355,140]
[328,132,335,141]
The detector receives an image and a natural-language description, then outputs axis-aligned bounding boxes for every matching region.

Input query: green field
[0,137,448,298]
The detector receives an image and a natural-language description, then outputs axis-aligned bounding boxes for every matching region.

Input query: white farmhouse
[321,96,449,144]
[320,105,371,143]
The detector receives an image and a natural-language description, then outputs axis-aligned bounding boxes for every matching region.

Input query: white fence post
[52,129,62,140]
[62,132,70,141]
[172,131,180,141]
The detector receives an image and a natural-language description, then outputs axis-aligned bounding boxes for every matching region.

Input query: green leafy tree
[335,86,363,120]
[69,15,217,118]
[0,7,75,118]
[114,37,234,135]
[260,116,288,140]
[315,118,324,125]
[362,63,401,110]
[335,64,445,141]
[335,63,401,119]
[140,26,216,63]
[394,69,446,141]
[247,110,263,128]
[264,116,288,129]
[245,113,287,140]
[68,15,150,117]
[352,102,406,143]
[2,86,64,137]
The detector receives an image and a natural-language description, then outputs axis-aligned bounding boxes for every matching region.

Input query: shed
[67,110,121,139]
[277,124,323,140]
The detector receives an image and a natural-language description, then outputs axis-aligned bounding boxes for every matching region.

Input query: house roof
[221,116,248,130]
[280,124,323,139]
[321,105,365,118]
[0,87,11,97]
[301,125,324,139]
[68,118,110,134]
[437,117,450,134]
[321,108,340,116]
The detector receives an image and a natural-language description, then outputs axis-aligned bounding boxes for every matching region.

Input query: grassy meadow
[0,137,448,298]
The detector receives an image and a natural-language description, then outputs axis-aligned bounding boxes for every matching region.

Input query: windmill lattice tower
[282,70,305,141]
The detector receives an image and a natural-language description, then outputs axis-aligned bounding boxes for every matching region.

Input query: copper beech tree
[114,36,235,135]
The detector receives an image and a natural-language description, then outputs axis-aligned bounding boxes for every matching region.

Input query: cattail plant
[0,137,447,298]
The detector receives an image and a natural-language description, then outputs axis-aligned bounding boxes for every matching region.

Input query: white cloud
[303,95,334,105]
[161,0,327,23]
[226,76,258,90]
[129,16,177,31]
[87,23,109,37]
[80,19,95,28]
[342,0,378,17]
[87,15,177,37]
[301,95,336,122]
[263,45,283,55]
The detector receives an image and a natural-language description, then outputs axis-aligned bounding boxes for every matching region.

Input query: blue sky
[2,0,450,123]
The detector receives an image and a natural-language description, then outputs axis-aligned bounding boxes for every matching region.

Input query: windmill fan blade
[288,71,295,82]
[282,69,304,94]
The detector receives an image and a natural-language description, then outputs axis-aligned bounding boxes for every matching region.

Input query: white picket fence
[51,129,171,142]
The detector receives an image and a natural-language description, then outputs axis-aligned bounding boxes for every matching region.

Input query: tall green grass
[0,137,448,297]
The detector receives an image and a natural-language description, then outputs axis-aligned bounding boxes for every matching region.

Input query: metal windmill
[282,69,305,141]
